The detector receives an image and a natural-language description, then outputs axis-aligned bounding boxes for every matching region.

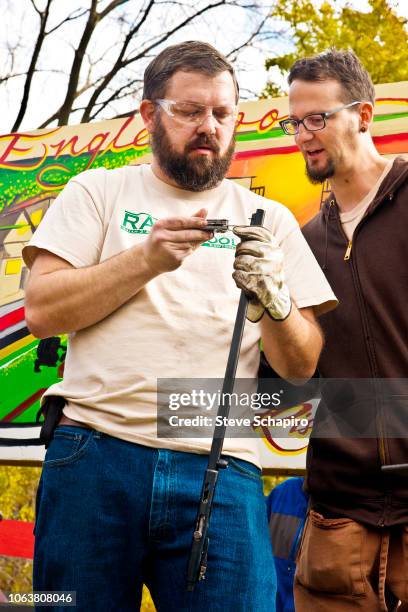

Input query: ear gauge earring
[360,126,367,133]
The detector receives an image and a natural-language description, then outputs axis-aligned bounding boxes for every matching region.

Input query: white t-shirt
[23,165,337,466]
[340,160,393,240]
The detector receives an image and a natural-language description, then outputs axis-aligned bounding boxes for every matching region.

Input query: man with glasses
[284,49,408,610]
[23,41,336,611]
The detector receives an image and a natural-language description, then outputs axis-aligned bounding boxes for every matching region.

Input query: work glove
[232,225,292,323]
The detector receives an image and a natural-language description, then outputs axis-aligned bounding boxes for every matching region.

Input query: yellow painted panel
[0,334,36,361]
[5,259,22,275]
[31,210,43,226]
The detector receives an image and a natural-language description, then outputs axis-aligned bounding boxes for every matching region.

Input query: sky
[0,0,407,132]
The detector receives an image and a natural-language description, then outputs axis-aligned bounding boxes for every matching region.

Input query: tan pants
[294,510,408,612]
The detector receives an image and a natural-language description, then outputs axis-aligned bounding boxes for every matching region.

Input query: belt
[58,414,92,429]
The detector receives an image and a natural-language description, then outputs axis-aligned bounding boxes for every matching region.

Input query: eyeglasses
[279,101,361,135]
[154,99,238,126]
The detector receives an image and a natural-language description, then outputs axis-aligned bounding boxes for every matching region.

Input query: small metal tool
[203,219,231,233]
[203,217,255,233]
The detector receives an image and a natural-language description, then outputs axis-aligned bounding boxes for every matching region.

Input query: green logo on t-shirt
[121,211,157,233]
[202,235,237,249]
[120,211,236,249]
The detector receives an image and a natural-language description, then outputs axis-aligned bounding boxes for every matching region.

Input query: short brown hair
[288,48,375,105]
[142,40,239,102]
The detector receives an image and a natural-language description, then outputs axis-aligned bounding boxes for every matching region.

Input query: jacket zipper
[334,211,380,374]
[344,241,352,261]
[333,207,389,526]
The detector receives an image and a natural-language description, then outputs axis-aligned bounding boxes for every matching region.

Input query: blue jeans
[33,426,276,611]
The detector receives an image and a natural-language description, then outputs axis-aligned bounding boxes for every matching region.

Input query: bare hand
[141,208,212,274]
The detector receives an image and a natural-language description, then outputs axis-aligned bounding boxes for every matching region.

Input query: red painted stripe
[1,388,46,423]
[0,306,25,332]
[373,133,408,145]
[0,519,34,559]
[233,132,407,161]
[376,98,408,103]
[235,145,299,160]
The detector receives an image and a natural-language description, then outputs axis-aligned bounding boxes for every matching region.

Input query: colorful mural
[1,81,407,466]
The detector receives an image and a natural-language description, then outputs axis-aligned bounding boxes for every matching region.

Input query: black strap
[0,396,66,448]
[36,396,66,448]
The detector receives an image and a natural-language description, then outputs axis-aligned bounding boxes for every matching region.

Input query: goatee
[150,117,236,191]
[305,159,335,184]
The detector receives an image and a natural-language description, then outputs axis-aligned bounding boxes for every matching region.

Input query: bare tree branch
[121,0,231,69]
[3,0,273,129]
[0,68,65,85]
[46,8,89,36]
[52,0,99,126]
[69,78,142,117]
[225,12,269,61]
[12,0,53,131]
[87,77,143,120]
[98,0,130,20]
[80,0,155,121]
[81,0,233,122]
[1,72,33,85]
[28,0,41,17]
[1,13,25,78]
[43,0,133,126]
[38,109,60,129]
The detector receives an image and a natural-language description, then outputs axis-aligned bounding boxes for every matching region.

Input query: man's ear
[359,101,374,133]
[139,99,156,132]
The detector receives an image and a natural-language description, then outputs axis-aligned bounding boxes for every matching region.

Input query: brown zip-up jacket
[302,157,408,527]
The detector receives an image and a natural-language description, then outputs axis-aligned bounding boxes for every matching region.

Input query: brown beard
[150,116,236,191]
[305,122,356,184]
[306,157,335,184]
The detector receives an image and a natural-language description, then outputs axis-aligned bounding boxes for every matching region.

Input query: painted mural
[1,81,407,466]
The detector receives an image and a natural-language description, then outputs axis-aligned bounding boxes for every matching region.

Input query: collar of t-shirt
[339,159,393,240]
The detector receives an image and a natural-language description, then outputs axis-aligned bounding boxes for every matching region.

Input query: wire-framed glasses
[279,101,361,135]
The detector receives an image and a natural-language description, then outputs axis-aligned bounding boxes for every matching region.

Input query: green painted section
[0,336,67,424]
[0,148,148,212]
[373,112,408,122]
[0,224,28,230]
[0,340,38,368]
[236,129,283,142]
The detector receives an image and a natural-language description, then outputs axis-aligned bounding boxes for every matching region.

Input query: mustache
[186,135,220,154]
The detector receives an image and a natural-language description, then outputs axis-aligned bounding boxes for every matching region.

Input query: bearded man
[23,41,335,611]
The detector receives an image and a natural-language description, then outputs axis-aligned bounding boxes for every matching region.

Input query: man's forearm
[260,305,322,382]
[25,244,157,338]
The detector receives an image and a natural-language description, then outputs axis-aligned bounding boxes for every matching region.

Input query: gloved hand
[232,225,292,322]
